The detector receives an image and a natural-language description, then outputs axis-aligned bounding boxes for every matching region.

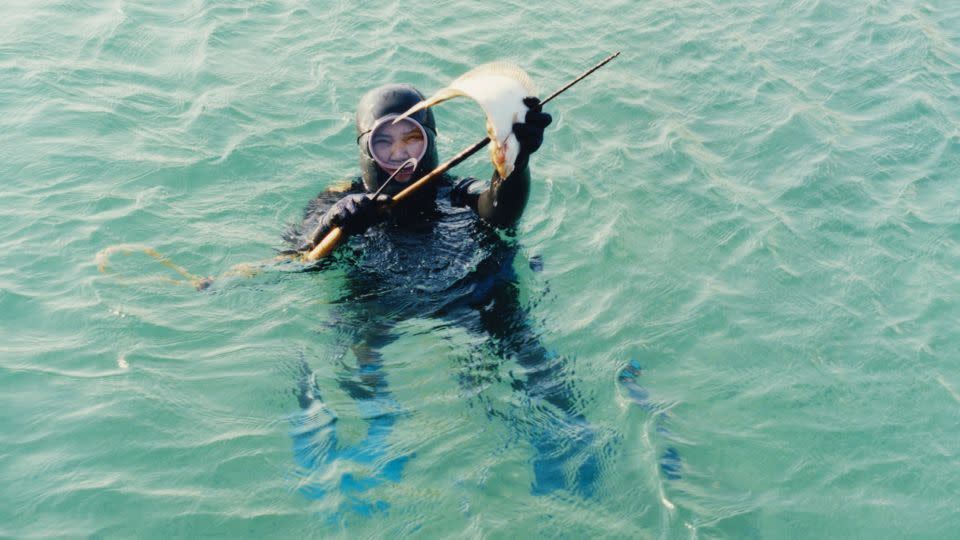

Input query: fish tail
[392,89,464,124]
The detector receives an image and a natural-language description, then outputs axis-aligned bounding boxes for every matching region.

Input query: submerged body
[286,83,601,510]
[290,178,497,313]
[287,177,601,506]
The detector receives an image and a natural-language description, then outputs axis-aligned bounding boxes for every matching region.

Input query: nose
[389,142,411,161]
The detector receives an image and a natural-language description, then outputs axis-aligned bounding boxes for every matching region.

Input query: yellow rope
[96,244,300,290]
[96,244,210,289]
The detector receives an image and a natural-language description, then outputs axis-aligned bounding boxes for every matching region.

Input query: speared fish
[393,62,536,179]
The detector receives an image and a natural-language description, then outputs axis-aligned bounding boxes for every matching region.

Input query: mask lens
[368,115,427,171]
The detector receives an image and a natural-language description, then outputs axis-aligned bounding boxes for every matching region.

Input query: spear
[302,51,621,262]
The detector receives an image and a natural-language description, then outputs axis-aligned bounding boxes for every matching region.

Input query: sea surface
[3,0,960,538]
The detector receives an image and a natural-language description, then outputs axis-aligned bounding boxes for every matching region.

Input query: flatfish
[394,62,536,179]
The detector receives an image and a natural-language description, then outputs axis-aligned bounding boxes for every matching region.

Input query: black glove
[512,97,552,156]
[309,193,389,245]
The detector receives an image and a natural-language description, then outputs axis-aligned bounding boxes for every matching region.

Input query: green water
[3,0,960,538]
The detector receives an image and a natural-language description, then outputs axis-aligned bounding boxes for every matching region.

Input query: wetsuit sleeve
[450,98,550,228]
[450,153,533,228]
[472,156,532,228]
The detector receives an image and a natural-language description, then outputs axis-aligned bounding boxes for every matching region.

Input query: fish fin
[449,62,536,95]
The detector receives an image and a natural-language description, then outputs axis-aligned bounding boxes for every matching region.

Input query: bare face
[368,117,427,183]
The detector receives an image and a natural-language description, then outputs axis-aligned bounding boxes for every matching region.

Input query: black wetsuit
[285,84,606,507]
[286,175,567,400]
[286,175,600,502]
[289,177,504,316]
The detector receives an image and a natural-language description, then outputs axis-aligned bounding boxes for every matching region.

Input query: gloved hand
[309,193,389,246]
[513,97,552,156]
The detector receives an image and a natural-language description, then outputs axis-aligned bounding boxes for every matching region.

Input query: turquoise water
[3,0,960,537]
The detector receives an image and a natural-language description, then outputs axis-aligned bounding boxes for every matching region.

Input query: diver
[286,83,605,509]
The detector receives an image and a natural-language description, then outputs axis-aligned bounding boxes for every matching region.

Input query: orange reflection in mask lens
[369,118,426,169]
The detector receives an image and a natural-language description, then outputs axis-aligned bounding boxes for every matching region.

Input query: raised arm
[451,98,552,228]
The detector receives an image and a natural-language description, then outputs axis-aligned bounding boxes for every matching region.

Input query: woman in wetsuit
[287,84,603,505]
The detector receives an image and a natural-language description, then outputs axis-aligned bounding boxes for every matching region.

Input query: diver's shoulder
[327,177,362,194]
[303,177,364,215]
[320,176,365,199]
